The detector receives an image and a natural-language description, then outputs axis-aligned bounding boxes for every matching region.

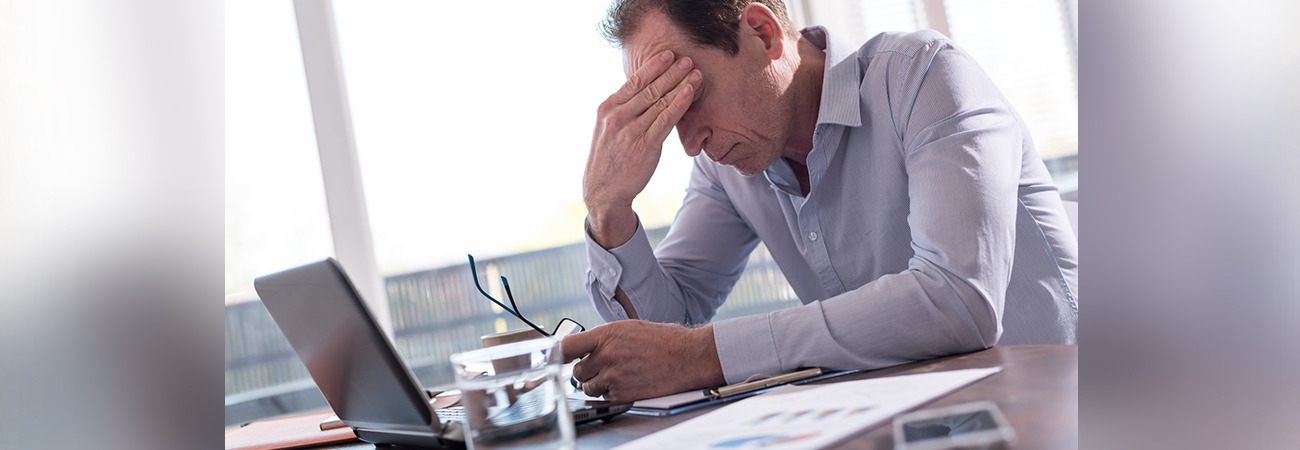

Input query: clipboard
[627,368,863,416]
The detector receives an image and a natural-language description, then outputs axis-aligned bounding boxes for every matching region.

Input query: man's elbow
[940,279,1004,351]
[910,257,1007,351]
[937,309,999,360]
[960,289,1004,350]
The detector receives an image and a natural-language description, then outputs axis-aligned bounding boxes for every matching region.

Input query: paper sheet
[568,391,605,402]
[570,385,711,410]
[632,389,711,410]
[616,367,1001,450]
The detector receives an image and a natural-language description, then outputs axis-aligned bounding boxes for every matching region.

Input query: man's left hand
[562,320,725,402]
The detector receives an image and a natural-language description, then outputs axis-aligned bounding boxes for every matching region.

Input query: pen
[706,368,823,399]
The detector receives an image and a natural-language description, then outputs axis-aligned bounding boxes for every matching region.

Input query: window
[224,0,334,306]
[224,0,332,412]
[331,0,695,277]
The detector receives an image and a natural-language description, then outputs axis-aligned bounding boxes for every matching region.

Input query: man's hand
[562,320,724,402]
[583,51,702,249]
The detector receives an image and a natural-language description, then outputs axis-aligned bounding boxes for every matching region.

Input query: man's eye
[688,89,704,109]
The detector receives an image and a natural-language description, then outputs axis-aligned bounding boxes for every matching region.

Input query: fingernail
[661,51,673,62]
[678,57,692,69]
[689,70,702,82]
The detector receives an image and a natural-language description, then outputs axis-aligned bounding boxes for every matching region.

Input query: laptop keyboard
[436,406,467,423]
[436,398,587,424]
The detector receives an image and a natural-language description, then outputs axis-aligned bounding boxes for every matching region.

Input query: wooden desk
[325,345,1077,449]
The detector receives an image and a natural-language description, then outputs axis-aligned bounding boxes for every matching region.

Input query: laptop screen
[255,258,437,430]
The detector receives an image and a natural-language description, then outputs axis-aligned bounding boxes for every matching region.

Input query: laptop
[254,258,631,448]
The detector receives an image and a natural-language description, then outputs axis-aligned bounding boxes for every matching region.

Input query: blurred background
[223,0,1080,426]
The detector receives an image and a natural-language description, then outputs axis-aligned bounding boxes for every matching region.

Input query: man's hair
[600,0,797,56]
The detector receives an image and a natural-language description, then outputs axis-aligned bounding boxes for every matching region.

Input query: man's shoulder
[858,29,952,62]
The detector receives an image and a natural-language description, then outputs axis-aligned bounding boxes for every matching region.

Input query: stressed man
[563,0,1078,402]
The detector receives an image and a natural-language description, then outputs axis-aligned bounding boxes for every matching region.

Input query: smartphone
[892,401,1016,450]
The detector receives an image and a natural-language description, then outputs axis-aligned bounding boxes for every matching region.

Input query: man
[563,0,1078,402]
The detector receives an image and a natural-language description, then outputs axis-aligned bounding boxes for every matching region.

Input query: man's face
[623,12,795,177]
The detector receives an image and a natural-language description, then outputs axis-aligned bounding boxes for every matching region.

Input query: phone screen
[902,410,1001,442]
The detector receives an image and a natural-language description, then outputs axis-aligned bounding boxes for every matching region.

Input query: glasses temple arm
[467,255,549,336]
[501,276,521,318]
[500,276,549,336]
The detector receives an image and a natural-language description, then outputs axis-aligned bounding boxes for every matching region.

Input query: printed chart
[617,367,1001,450]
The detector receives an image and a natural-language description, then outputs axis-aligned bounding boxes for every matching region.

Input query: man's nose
[677,117,709,158]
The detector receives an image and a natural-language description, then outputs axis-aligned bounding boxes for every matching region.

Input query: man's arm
[575,161,761,400]
[711,35,1021,383]
[583,50,700,252]
[576,50,761,401]
[584,157,761,325]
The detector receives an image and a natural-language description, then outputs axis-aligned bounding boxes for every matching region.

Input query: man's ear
[739,3,785,60]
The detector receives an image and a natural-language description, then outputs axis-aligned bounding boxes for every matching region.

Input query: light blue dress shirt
[585,27,1078,384]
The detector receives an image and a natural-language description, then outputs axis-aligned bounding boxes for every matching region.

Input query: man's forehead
[622,45,679,77]
[620,11,691,76]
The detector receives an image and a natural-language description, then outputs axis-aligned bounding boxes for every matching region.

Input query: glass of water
[450,337,575,450]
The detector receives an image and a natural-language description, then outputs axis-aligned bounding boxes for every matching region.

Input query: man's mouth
[715,144,738,164]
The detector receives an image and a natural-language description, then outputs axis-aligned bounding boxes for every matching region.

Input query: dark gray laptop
[254,258,630,448]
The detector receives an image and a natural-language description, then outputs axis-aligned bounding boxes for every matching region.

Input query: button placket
[799,202,844,296]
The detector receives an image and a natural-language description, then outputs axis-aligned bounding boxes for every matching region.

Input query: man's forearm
[686,325,726,389]
[712,266,997,384]
[586,205,639,250]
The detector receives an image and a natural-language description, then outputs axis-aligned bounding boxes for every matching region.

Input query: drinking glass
[450,337,575,450]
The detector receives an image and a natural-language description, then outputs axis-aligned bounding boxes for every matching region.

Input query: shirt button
[808,232,818,241]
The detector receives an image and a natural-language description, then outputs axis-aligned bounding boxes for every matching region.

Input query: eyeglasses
[467,254,585,337]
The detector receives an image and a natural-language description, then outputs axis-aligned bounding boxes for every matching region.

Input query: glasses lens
[553,318,585,336]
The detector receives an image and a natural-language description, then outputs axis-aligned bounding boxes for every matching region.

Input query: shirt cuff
[584,218,656,318]
[712,313,782,384]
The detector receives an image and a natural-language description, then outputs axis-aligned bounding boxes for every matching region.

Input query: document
[571,389,712,410]
[616,367,1001,450]
[626,369,863,416]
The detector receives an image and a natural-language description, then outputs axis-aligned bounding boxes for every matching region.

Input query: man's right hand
[562,320,724,403]
[583,50,701,249]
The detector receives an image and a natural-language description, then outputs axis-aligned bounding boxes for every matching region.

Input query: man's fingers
[561,329,598,362]
[627,57,694,115]
[609,50,675,105]
[572,358,599,383]
[581,376,609,398]
[641,72,698,144]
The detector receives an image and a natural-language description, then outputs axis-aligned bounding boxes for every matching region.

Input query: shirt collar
[801,26,863,128]
[764,158,803,196]
[762,27,862,195]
